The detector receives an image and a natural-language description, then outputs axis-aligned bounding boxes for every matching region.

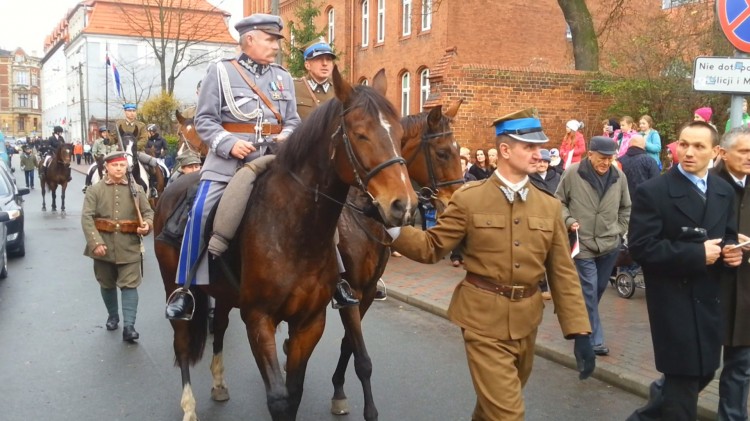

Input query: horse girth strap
[229,59,283,124]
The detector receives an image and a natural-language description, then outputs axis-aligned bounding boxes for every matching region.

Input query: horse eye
[436,150,449,160]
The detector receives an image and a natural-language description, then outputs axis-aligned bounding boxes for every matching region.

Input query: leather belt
[222,122,282,136]
[464,272,538,301]
[94,218,140,234]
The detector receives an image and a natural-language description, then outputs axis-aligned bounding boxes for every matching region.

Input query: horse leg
[173,321,199,421]
[285,313,327,420]
[336,302,379,421]
[244,311,293,421]
[209,301,232,402]
[331,311,355,415]
[51,185,57,212]
[40,182,46,211]
[60,184,66,213]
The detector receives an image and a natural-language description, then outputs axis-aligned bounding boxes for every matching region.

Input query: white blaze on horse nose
[377,111,412,211]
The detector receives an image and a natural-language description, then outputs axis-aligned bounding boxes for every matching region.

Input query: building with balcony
[0,48,42,139]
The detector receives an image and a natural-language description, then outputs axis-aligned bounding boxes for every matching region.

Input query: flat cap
[104,151,128,163]
[491,108,548,143]
[235,13,284,38]
[539,149,551,162]
[302,37,336,60]
[589,136,617,156]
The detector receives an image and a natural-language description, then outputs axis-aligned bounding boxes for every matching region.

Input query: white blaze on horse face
[378,111,413,215]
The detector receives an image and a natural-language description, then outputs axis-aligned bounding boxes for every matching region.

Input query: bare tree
[117,0,232,94]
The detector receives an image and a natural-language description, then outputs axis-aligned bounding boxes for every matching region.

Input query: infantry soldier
[385,109,595,420]
[20,145,38,189]
[83,126,120,192]
[167,151,201,185]
[81,151,154,342]
[165,13,302,319]
[114,103,148,151]
[293,37,336,121]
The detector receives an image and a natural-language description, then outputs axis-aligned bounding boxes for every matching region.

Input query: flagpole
[105,44,109,129]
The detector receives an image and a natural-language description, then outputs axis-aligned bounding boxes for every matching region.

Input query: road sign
[717,0,750,52]
[693,56,750,94]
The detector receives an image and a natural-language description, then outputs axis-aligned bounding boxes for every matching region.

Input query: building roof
[82,0,235,44]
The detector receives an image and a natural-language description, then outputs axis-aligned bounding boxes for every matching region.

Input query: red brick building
[244,0,705,150]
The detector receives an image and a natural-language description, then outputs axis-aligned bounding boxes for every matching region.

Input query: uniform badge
[271,91,283,100]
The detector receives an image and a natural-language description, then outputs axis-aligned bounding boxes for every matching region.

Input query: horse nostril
[389,199,407,224]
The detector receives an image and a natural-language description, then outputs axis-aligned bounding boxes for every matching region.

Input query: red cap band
[107,156,127,163]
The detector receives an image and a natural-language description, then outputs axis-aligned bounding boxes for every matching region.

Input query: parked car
[0,162,28,256]
[0,209,22,278]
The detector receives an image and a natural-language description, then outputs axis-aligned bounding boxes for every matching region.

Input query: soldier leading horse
[153,67,416,421]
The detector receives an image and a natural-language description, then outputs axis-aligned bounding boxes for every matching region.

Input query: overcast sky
[0,0,244,57]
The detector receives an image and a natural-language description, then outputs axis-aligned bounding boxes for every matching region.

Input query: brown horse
[39,143,73,213]
[175,109,209,158]
[143,144,168,209]
[153,67,416,421]
[331,99,464,420]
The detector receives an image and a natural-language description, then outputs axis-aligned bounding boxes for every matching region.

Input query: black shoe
[332,279,359,309]
[105,315,119,331]
[208,308,215,334]
[165,289,194,320]
[122,325,139,342]
[593,344,610,356]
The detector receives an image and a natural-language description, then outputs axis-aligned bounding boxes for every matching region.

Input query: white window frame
[362,0,370,47]
[401,72,410,117]
[31,94,39,110]
[17,93,28,108]
[421,0,432,31]
[402,0,412,36]
[15,71,29,86]
[328,8,335,44]
[377,0,385,43]
[420,69,430,111]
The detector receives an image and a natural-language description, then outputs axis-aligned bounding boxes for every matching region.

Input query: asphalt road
[0,162,647,420]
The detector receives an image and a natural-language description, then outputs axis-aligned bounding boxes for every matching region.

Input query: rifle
[115,126,144,228]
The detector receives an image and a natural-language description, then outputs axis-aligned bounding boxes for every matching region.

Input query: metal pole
[105,45,109,129]
[78,63,87,144]
[730,51,749,130]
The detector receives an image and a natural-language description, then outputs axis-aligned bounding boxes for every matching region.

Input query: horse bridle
[403,129,465,202]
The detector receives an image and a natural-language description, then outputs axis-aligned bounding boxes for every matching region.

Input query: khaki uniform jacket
[392,174,591,340]
[114,120,148,151]
[81,176,154,264]
[91,137,118,159]
[293,76,336,121]
[20,153,38,171]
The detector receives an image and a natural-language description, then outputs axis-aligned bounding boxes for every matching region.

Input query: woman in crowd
[613,116,638,157]
[487,148,498,171]
[639,115,662,167]
[559,120,586,169]
[468,148,492,180]
[694,107,717,130]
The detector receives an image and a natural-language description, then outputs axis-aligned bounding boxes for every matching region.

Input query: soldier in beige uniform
[81,151,154,342]
[293,37,336,121]
[114,103,148,151]
[386,109,595,420]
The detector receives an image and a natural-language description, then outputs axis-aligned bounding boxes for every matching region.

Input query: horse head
[176,110,209,157]
[58,144,73,167]
[331,66,417,226]
[119,126,139,167]
[401,98,464,214]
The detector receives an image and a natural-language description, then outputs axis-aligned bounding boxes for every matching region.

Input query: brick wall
[432,63,615,153]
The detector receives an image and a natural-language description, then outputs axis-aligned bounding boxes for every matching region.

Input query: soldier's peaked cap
[104,151,128,163]
[235,14,285,38]
[492,108,549,143]
[302,37,336,60]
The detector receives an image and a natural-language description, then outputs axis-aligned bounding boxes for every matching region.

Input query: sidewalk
[381,255,728,421]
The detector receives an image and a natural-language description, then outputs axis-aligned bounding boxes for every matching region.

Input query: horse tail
[185,286,209,365]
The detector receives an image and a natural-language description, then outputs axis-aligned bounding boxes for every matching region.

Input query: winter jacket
[618,146,661,202]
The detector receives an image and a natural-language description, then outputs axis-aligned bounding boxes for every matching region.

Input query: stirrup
[165,287,195,321]
[374,278,387,301]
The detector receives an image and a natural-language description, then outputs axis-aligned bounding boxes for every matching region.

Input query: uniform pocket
[469,213,506,251]
[526,216,554,253]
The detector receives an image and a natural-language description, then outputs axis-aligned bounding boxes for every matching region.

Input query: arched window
[402,0,412,36]
[420,68,430,111]
[362,1,370,47]
[377,0,385,43]
[401,72,411,117]
[328,8,335,44]
[421,0,432,31]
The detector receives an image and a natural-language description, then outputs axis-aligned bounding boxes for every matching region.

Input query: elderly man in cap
[386,108,594,420]
[165,13,304,320]
[294,37,337,121]
[555,136,631,357]
[114,103,148,151]
[82,151,154,343]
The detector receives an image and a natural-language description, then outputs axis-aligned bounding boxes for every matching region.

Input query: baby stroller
[609,242,645,299]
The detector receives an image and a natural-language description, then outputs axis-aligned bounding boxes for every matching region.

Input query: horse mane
[275,85,399,173]
[401,109,452,141]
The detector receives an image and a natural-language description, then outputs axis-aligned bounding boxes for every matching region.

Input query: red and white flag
[571,228,580,258]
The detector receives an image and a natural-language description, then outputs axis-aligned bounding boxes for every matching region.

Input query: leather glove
[573,335,595,380]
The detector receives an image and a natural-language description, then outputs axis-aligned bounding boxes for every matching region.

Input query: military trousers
[462,327,537,421]
[93,260,142,289]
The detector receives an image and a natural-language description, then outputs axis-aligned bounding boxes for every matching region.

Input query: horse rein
[403,130,465,202]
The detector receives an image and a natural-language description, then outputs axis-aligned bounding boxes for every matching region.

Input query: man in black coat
[627,121,742,421]
[529,148,560,194]
[619,134,660,202]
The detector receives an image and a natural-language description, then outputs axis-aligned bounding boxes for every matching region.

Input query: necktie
[738,180,745,188]
[500,186,529,204]
[697,179,707,194]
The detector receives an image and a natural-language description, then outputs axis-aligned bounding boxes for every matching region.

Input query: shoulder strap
[302,77,320,108]
[229,59,283,124]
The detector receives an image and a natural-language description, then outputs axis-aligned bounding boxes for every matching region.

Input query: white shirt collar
[730,172,747,187]
[494,170,528,192]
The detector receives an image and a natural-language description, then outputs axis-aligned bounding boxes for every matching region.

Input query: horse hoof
[331,398,350,415]
[182,413,199,421]
[211,385,230,402]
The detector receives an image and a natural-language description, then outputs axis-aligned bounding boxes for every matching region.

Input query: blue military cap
[491,108,548,143]
[235,13,284,38]
[303,37,336,60]
[123,103,137,111]
[98,125,109,133]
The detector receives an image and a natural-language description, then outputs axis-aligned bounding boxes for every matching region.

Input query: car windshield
[0,172,11,196]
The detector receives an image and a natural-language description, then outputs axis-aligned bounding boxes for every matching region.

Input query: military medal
[270,81,282,100]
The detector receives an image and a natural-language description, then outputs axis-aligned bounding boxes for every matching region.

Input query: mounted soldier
[293,37,336,121]
[114,103,148,151]
[40,126,71,181]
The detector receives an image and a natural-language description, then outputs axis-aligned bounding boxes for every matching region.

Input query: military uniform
[114,119,147,151]
[294,76,335,121]
[92,135,118,159]
[387,109,592,420]
[82,151,154,341]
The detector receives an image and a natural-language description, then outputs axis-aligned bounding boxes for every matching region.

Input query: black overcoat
[628,166,737,376]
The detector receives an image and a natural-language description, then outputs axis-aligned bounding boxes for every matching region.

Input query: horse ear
[333,65,353,105]
[444,98,463,119]
[176,109,185,125]
[372,69,387,96]
[427,105,443,129]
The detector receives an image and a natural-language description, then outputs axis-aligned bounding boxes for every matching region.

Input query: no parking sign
[718,0,750,53]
